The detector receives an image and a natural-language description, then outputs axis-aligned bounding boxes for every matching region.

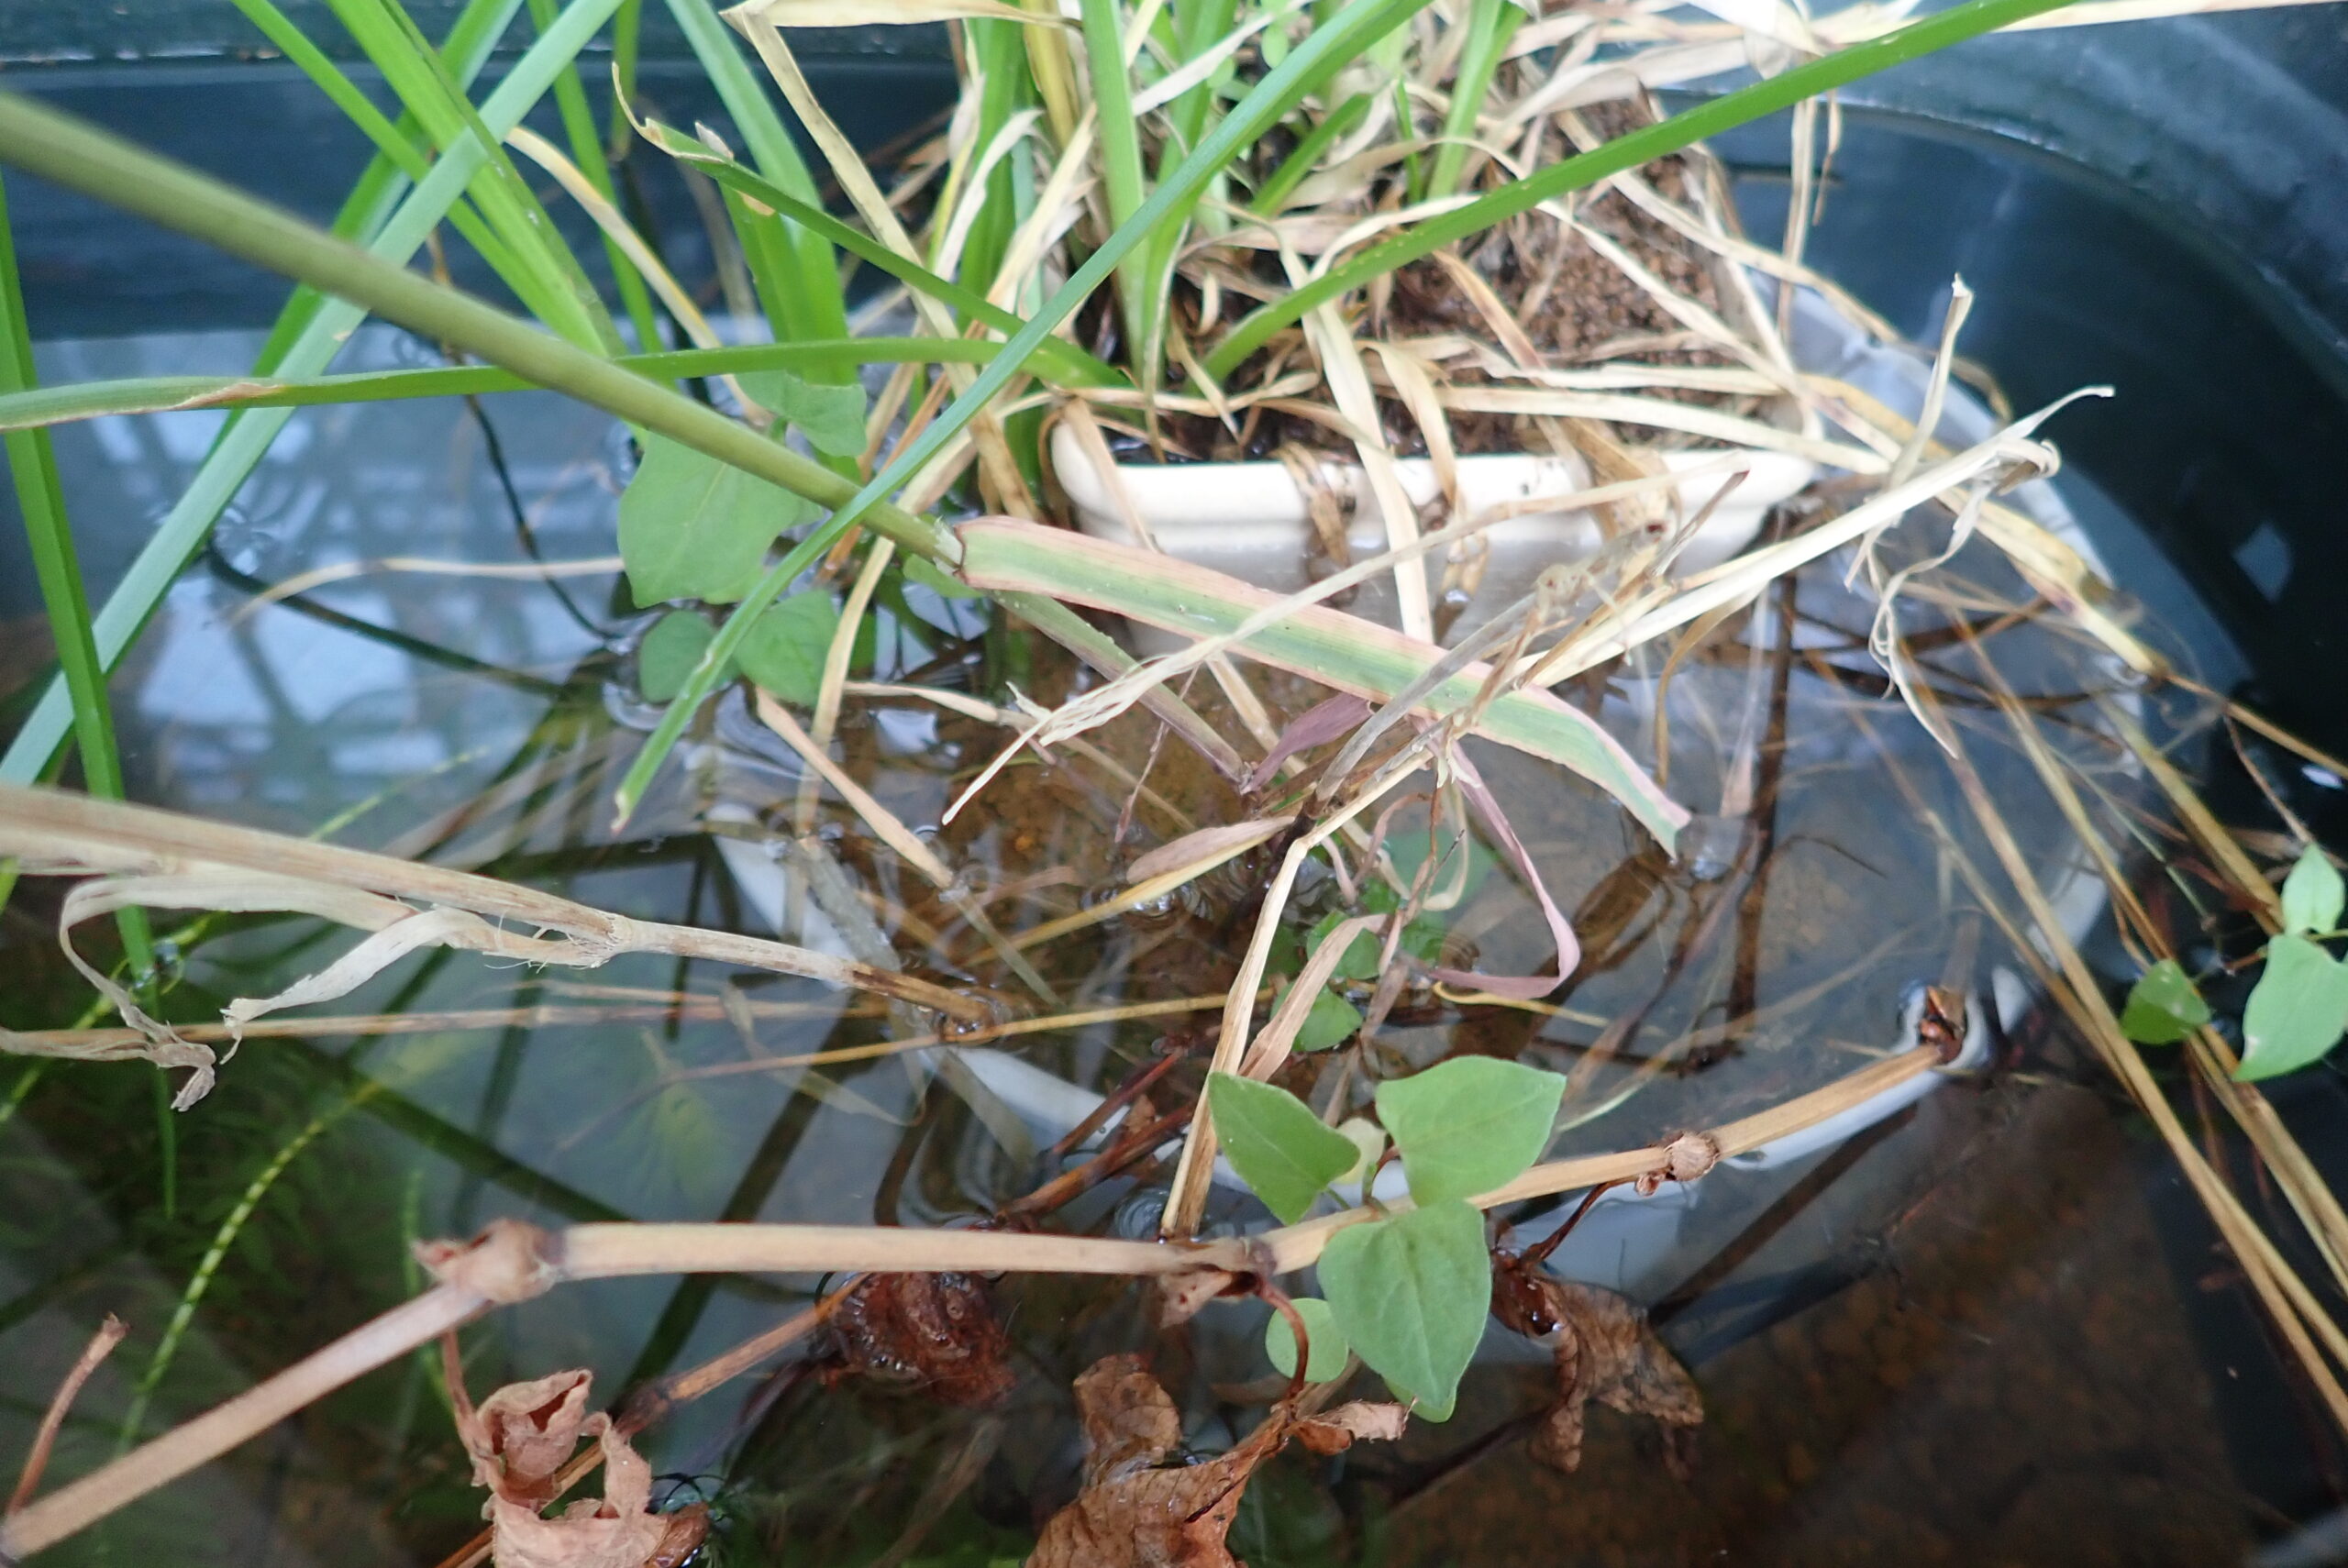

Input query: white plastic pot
[1047,424,1820,646]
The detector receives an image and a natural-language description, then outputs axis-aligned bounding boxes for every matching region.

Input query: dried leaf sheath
[0,783,983,1103]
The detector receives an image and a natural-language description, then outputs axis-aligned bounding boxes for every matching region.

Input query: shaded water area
[6,109,2348,1568]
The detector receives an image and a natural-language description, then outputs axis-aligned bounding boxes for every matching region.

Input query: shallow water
[1,115,2342,1568]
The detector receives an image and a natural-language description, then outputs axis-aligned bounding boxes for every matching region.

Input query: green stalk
[610,0,1438,820]
[642,124,1125,389]
[0,339,1024,430]
[1080,0,1152,352]
[226,0,539,295]
[526,0,664,352]
[0,96,954,563]
[1205,0,2085,378]
[0,0,617,787]
[1251,90,1369,214]
[1425,0,1523,199]
[662,0,848,343]
[245,0,524,380]
[0,171,153,978]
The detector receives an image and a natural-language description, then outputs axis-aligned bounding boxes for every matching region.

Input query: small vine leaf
[1317,1199,1491,1421]
[1375,1055,1566,1205]
[1307,909,1383,981]
[736,589,841,706]
[1294,986,1363,1053]
[740,366,868,458]
[618,431,818,606]
[637,612,729,702]
[2283,845,2344,936]
[1207,1072,1358,1223]
[1335,1117,1386,1187]
[2119,959,2211,1045]
[1264,1296,1349,1383]
[2240,933,2348,1080]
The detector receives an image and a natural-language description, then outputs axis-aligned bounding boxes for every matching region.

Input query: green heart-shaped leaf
[637,611,731,702]
[1308,910,1383,981]
[2240,933,2348,1080]
[1295,986,1363,1053]
[741,367,868,459]
[1207,1072,1358,1223]
[1264,1296,1349,1383]
[1317,1199,1490,1420]
[2283,845,2344,936]
[2119,959,2211,1046]
[1375,1055,1564,1205]
[737,589,842,707]
[619,431,818,606]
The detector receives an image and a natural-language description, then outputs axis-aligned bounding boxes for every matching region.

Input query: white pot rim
[1047,422,1817,569]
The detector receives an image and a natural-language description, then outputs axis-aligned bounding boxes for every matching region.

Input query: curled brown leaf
[1490,1262,1701,1476]
[1028,1355,1405,1568]
[1293,1400,1409,1455]
[449,1362,708,1568]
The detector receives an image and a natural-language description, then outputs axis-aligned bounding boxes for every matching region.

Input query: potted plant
[9,2,2348,1557]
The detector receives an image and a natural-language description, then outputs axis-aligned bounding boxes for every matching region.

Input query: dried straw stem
[0,1045,1933,1555]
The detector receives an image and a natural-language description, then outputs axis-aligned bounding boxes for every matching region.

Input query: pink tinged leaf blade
[955,520,1689,850]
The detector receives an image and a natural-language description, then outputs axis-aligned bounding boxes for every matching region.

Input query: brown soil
[1168,99,1744,465]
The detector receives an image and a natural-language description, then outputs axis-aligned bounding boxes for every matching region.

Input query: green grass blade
[1205,0,2085,378]
[638,120,1125,389]
[1250,89,1368,214]
[0,93,951,548]
[0,339,1005,431]
[228,0,431,178]
[327,0,618,349]
[526,0,664,351]
[958,519,1687,845]
[1425,0,1522,199]
[227,0,546,302]
[0,171,153,974]
[245,0,525,379]
[610,0,1437,821]
[0,0,621,787]
[661,0,848,342]
[1080,0,1156,360]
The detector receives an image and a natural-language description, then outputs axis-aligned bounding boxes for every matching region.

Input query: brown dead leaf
[1490,1261,1702,1476]
[1293,1400,1409,1455]
[826,1270,1016,1408]
[1028,1355,1405,1568]
[448,1358,707,1568]
[455,1367,594,1507]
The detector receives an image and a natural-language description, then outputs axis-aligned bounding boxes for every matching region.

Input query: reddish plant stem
[7,1315,127,1517]
[1044,1044,1191,1165]
[1004,1104,1195,1220]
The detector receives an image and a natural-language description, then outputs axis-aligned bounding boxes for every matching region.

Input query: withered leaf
[456,1368,593,1507]
[1490,1261,1701,1475]
[1292,1400,1409,1455]
[449,1361,707,1568]
[1028,1355,1405,1568]
[827,1270,1016,1408]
